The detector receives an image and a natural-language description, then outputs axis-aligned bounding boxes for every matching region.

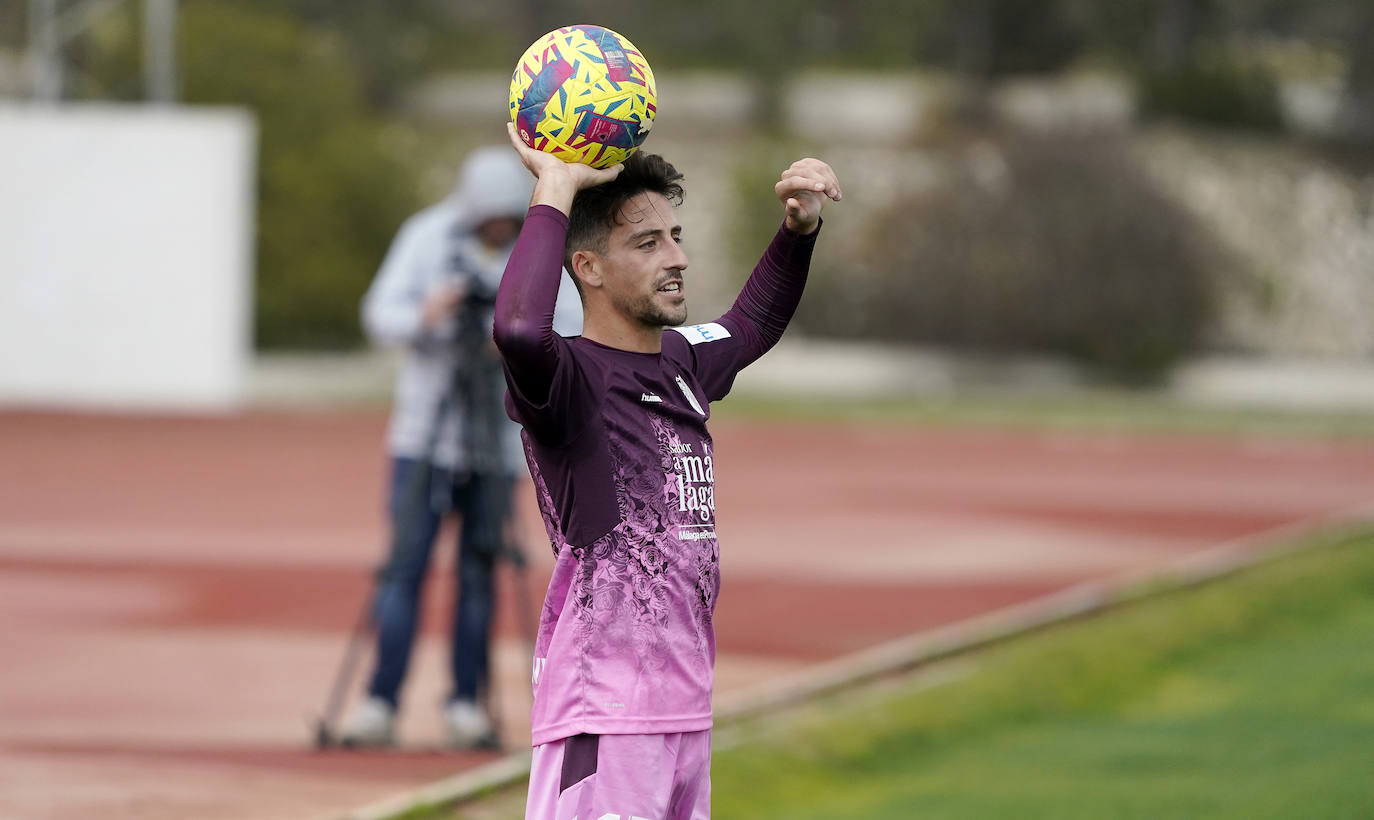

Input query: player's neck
[582,313,663,354]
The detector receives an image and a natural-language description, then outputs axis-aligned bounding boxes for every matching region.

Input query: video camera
[457,270,499,312]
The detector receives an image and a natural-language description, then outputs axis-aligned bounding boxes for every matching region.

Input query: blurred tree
[0,4,23,50]
[1337,4,1374,140]
[722,0,819,133]
[1132,0,1282,130]
[171,1,419,348]
[72,2,413,347]
[228,0,525,107]
[540,0,828,132]
[24,0,1374,351]
[903,0,1088,78]
[20,0,1374,108]
[1150,0,1209,71]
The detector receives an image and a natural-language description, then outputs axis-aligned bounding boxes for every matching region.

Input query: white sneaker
[339,695,395,747]
[444,699,496,749]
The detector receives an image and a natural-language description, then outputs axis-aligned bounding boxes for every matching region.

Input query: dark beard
[622,290,687,329]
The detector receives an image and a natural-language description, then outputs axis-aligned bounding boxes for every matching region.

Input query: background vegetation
[12,0,1373,354]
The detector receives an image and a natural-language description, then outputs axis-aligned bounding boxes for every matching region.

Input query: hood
[448,145,535,232]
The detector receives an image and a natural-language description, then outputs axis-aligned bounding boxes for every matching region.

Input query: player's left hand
[776,158,841,235]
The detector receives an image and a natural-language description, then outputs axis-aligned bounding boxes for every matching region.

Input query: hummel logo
[641,393,663,403]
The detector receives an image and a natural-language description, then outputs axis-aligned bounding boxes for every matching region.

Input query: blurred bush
[790,134,1221,382]
[178,1,418,348]
[1141,52,1283,132]
[78,1,420,348]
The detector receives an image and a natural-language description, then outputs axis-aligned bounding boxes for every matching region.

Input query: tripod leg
[313,457,442,749]
[313,593,374,748]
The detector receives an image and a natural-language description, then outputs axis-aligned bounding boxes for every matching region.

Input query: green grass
[710,528,1374,819]
[715,390,1374,439]
[432,528,1374,820]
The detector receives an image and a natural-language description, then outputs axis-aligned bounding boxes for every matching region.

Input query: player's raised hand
[507,122,623,215]
[776,158,841,235]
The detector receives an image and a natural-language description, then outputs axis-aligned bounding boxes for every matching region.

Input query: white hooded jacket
[361,146,583,473]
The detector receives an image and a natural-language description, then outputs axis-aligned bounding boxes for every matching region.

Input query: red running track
[1,410,1371,819]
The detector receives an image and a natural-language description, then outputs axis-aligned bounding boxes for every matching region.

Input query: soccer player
[494,121,840,820]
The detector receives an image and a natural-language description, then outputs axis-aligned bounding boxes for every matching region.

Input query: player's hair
[565,152,685,275]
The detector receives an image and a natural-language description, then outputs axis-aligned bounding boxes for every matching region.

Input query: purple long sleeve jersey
[494,204,817,746]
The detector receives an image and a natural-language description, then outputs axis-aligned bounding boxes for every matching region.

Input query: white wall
[0,105,256,410]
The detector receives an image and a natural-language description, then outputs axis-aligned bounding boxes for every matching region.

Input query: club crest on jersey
[670,322,731,345]
[674,375,706,416]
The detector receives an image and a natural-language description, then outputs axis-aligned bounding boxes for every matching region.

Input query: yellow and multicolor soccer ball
[509,25,656,170]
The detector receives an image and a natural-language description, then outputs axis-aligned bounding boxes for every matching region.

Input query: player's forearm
[493,205,567,385]
[528,174,580,217]
[725,220,820,355]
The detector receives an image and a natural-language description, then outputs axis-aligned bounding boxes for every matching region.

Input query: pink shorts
[525,730,712,820]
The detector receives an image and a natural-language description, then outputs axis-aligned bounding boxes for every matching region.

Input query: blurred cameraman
[343,146,582,748]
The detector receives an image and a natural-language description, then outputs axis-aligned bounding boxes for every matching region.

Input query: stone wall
[1137,130,1374,357]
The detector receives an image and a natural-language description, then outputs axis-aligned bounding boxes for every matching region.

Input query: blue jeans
[367,457,513,709]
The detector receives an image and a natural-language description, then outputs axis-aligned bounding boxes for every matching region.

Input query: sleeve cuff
[780,217,822,242]
[528,204,571,228]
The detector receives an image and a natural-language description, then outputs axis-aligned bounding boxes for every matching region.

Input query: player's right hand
[507,123,623,214]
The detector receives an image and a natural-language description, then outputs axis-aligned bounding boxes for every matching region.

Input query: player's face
[600,191,689,328]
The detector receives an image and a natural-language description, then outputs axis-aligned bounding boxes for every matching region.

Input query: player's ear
[570,249,603,289]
